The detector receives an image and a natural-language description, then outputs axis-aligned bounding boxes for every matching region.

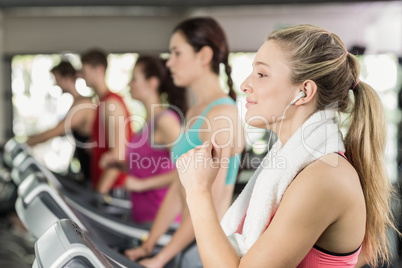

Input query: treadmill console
[3,138,27,167]
[33,219,113,268]
[15,173,86,239]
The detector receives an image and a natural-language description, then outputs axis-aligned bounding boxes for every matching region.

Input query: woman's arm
[137,134,234,267]
[179,149,362,267]
[200,104,243,217]
[27,99,93,146]
[124,176,183,261]
[125,169,177,192]
[137,105,242,267]
[178,141,240,268]
[26,120,67,146]
[157,111,182,150]
[187,189,240,267]
[139,199,196,268]
[139,106,239,267]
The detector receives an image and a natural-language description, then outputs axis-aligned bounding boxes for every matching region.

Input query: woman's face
[53,72,71,93]
[166,32,203,87]
[128,64,155,102]
[241,40,299,129]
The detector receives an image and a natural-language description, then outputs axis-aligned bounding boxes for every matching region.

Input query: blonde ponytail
[345,81,397,267]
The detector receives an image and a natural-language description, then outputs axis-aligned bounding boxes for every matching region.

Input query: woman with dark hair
[100,55,186,224]
[177,24,398,268]
[27,61,95,181]
[124,17,244,268]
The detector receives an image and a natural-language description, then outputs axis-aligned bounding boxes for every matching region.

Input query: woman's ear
[294,79,317,106]
[148,76,160,92]
[198,46,214,66]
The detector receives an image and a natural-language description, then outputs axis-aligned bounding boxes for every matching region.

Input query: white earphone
[290,91,306,105]
[277,91,306,142]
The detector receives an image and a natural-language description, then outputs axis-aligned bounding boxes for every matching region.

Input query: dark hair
[51,61,76,78]
[173,17,236,101]
[80,48,108,70]
[136,55,188,117]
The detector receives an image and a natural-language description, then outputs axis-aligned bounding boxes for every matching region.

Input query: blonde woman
[177,24,397,268]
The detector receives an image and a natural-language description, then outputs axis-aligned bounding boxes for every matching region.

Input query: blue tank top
[171,97,241,185]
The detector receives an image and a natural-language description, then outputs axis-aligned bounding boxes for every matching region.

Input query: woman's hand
[124,246,150,262]
[138,256,165,268]
[177,139,222,194]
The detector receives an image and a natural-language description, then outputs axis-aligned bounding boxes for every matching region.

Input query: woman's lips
[245,98,257,108]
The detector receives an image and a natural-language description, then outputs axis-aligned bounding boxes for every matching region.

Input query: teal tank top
[171,97,241,185]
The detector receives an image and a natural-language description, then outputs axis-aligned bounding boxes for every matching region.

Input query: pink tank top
[127,110,179,223]
[237,151,361,267]
[297,245,361,268]
[297,151,361,267]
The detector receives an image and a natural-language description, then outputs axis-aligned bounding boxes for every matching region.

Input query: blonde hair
[268,24,397,267]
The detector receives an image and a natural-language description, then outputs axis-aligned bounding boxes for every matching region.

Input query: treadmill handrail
[12,151,30,168]
[65,195,172,246]
[16,157,62,189]
[4,138,18,153]
[3,139,30,167]
[19,176,87,232]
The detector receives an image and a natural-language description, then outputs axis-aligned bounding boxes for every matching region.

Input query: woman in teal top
[125,17,244,268]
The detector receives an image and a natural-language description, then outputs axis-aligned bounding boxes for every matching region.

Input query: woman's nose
[166,56,172,68]
[240,76,252,93]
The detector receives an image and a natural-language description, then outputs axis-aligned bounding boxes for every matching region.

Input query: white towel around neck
[221,110,345,256]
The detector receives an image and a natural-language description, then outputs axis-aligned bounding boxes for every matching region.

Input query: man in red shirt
[80,49,133,194]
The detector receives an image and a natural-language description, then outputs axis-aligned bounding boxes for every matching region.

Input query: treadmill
[0,145,18,216]
[10,147,63,189]
[15,172,86,239]
[10,139,176,264]
[33,219,138,268]
[3,138,30,168]
[9,140,132,219]
[16,172,142,268]
[12,153,174,248]
[2,138,60,189]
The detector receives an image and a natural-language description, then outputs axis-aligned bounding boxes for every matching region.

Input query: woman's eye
[257,73,266,78]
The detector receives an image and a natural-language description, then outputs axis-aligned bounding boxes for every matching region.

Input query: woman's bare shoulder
[289,153,362,205]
